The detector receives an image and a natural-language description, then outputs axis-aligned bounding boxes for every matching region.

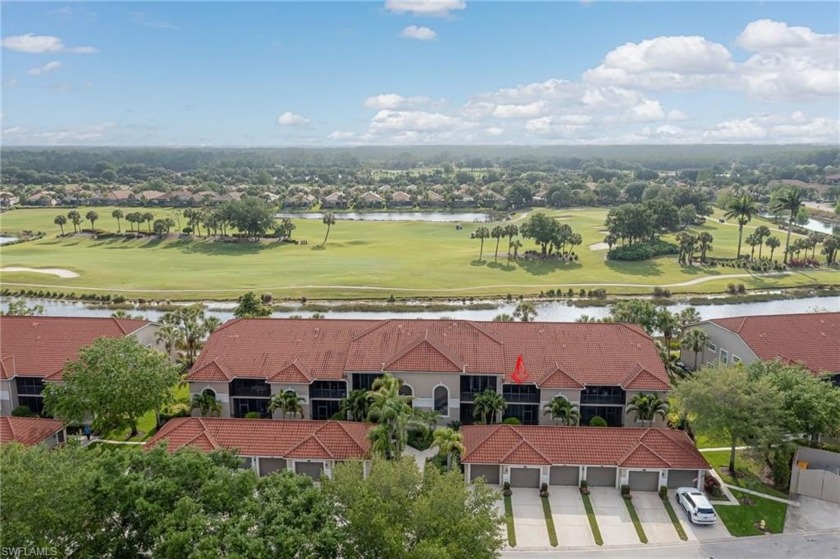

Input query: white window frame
[732,355,741,364]
[706,342,717,352]
[432,384,450,418]
[719,349,729,365]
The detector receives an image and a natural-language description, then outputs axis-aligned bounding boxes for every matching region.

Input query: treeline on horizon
[2,144,838,174]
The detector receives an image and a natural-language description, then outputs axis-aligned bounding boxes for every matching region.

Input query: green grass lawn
[624,496,649,544]
[694,430,731,449]
[660,495,688,541]
[2,206,836,300]
[541,495,558,547]
[581,492,604,546]
[715,494,787,536]
[103,383,190,442]
[701,450,787,498]
[503,494,517,547]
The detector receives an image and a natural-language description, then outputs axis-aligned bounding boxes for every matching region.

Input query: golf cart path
[1,271,816,293]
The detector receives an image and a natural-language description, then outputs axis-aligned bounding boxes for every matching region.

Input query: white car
[675,487,717,524]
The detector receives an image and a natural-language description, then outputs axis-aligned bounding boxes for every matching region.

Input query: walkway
[725,485,800,506]
[404,445,438,473]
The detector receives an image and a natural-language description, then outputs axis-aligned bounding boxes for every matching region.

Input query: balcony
[580,386,625,406]
[503,392,540,404]
[230,380,271,398]
[310,381,347,400]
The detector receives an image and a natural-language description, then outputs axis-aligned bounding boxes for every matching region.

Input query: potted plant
[502,481,512,497]
[621,484,632,499]
[539,482,549,498]
[579,480,589,495]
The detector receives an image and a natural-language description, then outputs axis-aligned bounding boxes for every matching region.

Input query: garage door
[667,469,698,489]
[510,467,541,488]
[470,465,500,485]
[586,467,617,487]
[295,461,324,480]
[259,458,287,477]
[549,466,579,486]
[629,470,660,491]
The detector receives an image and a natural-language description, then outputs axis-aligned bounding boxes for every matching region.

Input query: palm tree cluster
[625,393,669,427]
[268,389,305,419]
[472,223,522,261]
[770,187,804,264]
[191,391,222,417]
[155,305,222,367]
[543,396,580,425]
[675,231,713,264]
[366,374,414,460]
[473,389,507,424]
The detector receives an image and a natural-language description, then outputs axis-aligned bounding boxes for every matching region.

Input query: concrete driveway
[632,492,683,544]
[785,496,840,532]
[510,490,551,548]
[670,492,731,541]
[548,486,596,547]
[588,487,639,546]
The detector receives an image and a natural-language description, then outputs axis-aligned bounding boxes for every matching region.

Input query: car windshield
[698,508,715,514]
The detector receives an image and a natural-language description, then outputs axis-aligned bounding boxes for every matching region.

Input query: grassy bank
[2,206,836,300]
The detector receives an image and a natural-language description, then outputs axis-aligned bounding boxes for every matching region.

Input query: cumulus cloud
[491,101,548,119]
[364,93,436,109]
[327,131,355,140]
[702,117,768,141]
[3,122,118,144]
[368,109,472,132]
[1,34,97,54]
[27,61,62,76]
[400,25,437,41]
[277,112,311,126]
[385,0,466,18]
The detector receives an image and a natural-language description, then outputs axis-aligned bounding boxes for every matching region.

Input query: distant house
[0,191,19,207]
[532,189,549,206]
[420,190,445,208]
[389,191,413,207]
[680,312,840,384]
[0,417,66,448]
[285,193,315,209]
[147,418,372,480]
[321,192,347,209]
[163,190,196,206]
[137,190,166,204]
[462,425,709,491]
[357,191,384,208]
[186,318,670,427]
[825,174,840,184]
[106,189,134,205]
[211,192,242,204]
[26,192,57,207]
[0,317,163,416]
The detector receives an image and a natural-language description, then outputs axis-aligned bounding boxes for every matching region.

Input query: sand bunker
[588,243,609,251]
[1,267,79,278]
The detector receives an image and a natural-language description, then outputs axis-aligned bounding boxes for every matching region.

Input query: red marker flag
[512,354,528,384]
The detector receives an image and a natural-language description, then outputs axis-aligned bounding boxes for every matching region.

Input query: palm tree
[112,209,124,233]
[67,210,81,233]
[367,373,413,459]
[368,424,393,458]
[191,392,221,417]
[656,310,680,350]
[542,396,580,426]
[513,301,537,322]
[754,225,770,259]
[511,239,523,260]
[505,224,519,258]
[471,226,490,260]
[268,389,305,419]
[770,187,804,263]
[680,328,709,371]
[676,307,701,328]
[724,193,758,259]
[625,393,669,427]
[473,389,506,424]
[154,323,184,356]
[143,212,155,233]
[54,215,67,235]
[765,235,781,261]
[322,212,336,245]
[490,225,505,262]
[85,210,99,232]
[432,427,466,471]
[745,232,760,260]
[492,313,514,322]
[697,232,714,262]
[340,389,372,421]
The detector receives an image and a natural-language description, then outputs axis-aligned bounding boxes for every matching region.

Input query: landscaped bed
[715,493,788,536]
[702,450,788,498]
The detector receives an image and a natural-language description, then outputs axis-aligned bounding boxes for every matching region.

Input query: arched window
[434,385,448,415]
[399,384,413,407]
[202,388,217,399]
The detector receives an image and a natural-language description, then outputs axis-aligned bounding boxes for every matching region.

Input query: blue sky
[2,1,838,146]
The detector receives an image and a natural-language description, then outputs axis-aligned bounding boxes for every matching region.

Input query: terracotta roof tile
[267,360,313,383]
[709,312,840,375]
[0,317,152,380]
[189,319,668,389]
[0,417,64,446]
[462,425,708,469]
[147,418,371,460]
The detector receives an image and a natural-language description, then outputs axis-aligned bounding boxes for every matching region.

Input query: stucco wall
[679,323,758,371]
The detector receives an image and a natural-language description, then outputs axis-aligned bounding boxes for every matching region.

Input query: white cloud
[277,112,311,126]
[584,35,734,89]
[491,101,548,119]
[327,131,355,140]
[629,99,666,122]
[3,122,117,144]
[369,109,471,132]
[702,118,768,141]
[385,0,466,18]
[27,61,62,76]
[131,12,178,30]
[667,109,689,121]
[364,93,434,110]
[400,25,437,41]
[1,34,97,54]
[484,127,504,136]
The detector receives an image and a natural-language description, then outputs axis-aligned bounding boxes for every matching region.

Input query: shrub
[771,446,796,491]
[652,287,671,298]
[704,473,722,497]
[260,293,273,304]
[11,406,35,417]
[580,480,588,489]
[589,416,608,427]
[503,481,512,496]
[659,486,668,499]
[607,240,679,261]
[540,482,549,497]
[244,411,262,419]
[502,417,522,425]
[621,484,631,496]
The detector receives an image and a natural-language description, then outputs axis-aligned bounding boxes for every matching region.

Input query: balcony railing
[310,388,346,400]
[580,394,624,405]
[503,393,540,404]
[230,384,271,398]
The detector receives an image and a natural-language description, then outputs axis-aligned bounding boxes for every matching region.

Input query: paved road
[500,530,840,559]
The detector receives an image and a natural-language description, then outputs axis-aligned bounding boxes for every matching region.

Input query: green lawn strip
[503,495,516,547]
[540,496,558,547]
[2,205,832,300]
[701,450,787,499]
[580,493,603,546]
[103,383,190,442]
[660,495,688,541]
[715,492,788,536]
[623,497,648,544]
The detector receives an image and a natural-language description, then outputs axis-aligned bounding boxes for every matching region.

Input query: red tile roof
[188,319,669,390]
[0,417,64,446]
[0,317,152,380]
[709,312,840,374]
[461,425,709,469]
[147,418,371,460]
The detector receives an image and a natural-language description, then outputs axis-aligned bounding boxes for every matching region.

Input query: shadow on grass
[487,261,516,272]
[311,244,326,251]
[604,259,664,277]
[470,258,487,266]
[516,258,582,276]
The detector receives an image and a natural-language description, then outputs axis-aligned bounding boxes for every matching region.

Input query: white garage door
[587,467,617,487]
[629,470,660,491]
[510,467,541,488]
